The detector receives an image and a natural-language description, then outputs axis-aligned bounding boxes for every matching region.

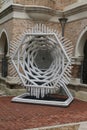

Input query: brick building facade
[0,0,87,99]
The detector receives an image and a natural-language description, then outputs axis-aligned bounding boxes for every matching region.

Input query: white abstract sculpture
[11,23,73,106]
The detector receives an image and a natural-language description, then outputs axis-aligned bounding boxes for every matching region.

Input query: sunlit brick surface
[0,97,87,130]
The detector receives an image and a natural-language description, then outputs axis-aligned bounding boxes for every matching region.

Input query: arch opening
[0,31,8,77]
[75,27,87,84]
[75,30,87,58]
[82,39,87,84]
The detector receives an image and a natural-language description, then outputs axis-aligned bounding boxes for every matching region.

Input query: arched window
[82,40,87,84]
[75,27,87,84]
[0,30,9,77]
[75,29,87,58]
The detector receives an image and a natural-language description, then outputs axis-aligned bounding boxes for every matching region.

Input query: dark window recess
[2,57,8,77]
[81,40,87,84]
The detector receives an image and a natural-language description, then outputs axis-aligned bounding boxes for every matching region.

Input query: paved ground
[0,96,87,130]
[79,122,87,130]
[25,122,87,130]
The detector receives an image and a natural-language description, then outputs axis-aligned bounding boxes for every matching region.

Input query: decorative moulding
[25,6,56,21]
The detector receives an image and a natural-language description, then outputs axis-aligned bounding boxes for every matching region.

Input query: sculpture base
[11,93,74,107]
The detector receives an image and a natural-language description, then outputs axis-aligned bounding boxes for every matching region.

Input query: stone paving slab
[79,122,87,130]
[0,97,87,130]
[25,122,87,130]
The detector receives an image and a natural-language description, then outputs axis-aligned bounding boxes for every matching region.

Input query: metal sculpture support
[11,23,73,106]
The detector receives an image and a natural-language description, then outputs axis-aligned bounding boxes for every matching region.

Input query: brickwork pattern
[57,19,87,78]
[1,17,87,80]
[62,0,77,6]
[0,97,87,130]
[13,0,78,10]
[13,0,55,9]
[11,19,61,42]
[0,20,13,41]
[0,18,61,77]
[71,65,81,78]
[65,19,87,78]
[65,19,87,49]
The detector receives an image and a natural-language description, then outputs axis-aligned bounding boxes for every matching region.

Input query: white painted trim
[1,10,87,24]
[67,11,87,22]
[0,11,31,25]
[71,56,83,65]
[0,12,13,24]
[75,26,87,57]
[70,78,81,85]
[0,6,87,24]
[70,78,87,87]
[13,11,30,19]
[64,1,87,11]
[0,0,13,12]
[25,121,87,130]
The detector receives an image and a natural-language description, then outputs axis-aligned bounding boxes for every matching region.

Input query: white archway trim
[0,29,9,56]
[75,26,87,58]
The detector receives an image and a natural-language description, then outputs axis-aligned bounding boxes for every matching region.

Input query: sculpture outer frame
[11,23,74,106]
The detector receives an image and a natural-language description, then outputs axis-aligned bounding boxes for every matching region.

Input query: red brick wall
[0,20,13,41]
[64,19,87,78]
[71,64,81,78]
[61,0,77,6]
[65,19,87,54]
[13,0,77,10]
[1,17,87,78]
[0,19,61,77]
[13,0,55,9]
